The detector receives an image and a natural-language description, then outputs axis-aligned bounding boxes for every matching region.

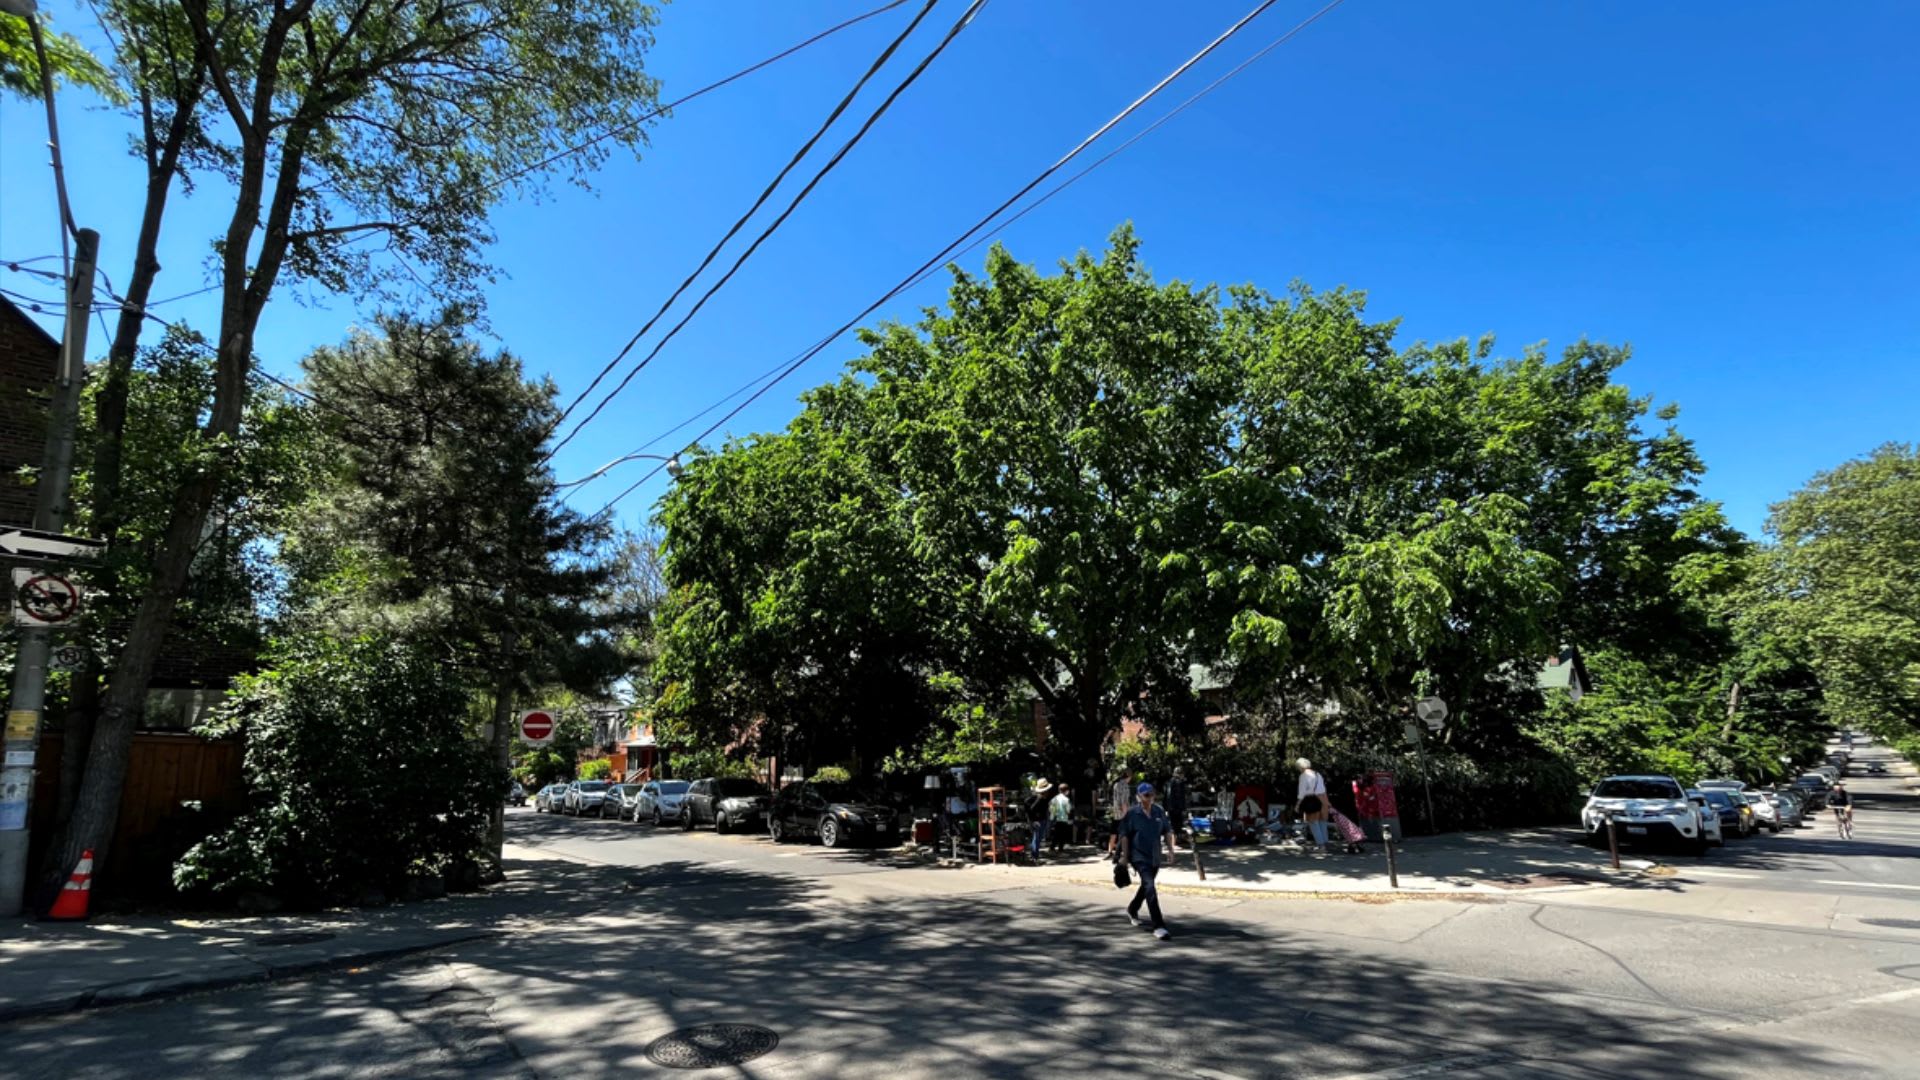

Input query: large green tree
[656,229,1746,790]
[1741,443,1920,738]
[46,0,663,900]
[289,312,643,865]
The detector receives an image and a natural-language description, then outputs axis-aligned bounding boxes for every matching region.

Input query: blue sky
[3,0,1915,538]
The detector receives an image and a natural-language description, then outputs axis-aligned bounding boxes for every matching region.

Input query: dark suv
[680,777,773,833]
[769,780,900,848]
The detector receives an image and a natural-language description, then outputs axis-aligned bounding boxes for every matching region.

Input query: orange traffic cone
[46,849,95,921]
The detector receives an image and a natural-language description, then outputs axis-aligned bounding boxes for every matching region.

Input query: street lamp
[558,451,682,489]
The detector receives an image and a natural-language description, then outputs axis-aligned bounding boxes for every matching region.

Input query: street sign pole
[2,227,98,918]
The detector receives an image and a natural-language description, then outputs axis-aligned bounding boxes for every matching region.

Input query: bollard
[1190,831,1206,881]
[1605,814,1621,870]
[1383,823,1399,889]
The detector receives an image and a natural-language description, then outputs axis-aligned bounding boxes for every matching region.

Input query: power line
[546,0,950,456]
[549,0,989,460]
[592,0,1325,518]
[488,0,915,195]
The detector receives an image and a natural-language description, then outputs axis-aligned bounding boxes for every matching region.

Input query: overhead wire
[487,0,915,196]
[589,0,1336,518]
[548,0,990,460]
[545,0,952,456]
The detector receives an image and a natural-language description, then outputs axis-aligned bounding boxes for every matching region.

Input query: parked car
[1734,790,1780,834]
[769,779,903,848]
[681,777,773,833]
[1766,789,1807,827]
[1696,779,1747,792]
[634,779,693,824]
[1695,789,1753,838]
[564,780,612,816]
[507,781,527,806]
[1793,774,1833,810]
[1686,792,1726,846]
[534,783,568,813]
[1868,762,1887,775]
[600,783,644,820]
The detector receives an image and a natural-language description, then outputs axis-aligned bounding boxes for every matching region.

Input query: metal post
[1383,822,1399,889]
[1605,814,1621,871]
[1,228,98,917]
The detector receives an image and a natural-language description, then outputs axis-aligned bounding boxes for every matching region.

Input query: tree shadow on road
[5,848,1895,1079]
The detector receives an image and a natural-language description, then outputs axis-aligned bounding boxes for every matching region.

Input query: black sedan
[681,777,772,833]
[769,780,901,848]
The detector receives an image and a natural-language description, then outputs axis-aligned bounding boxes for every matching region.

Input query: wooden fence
[30,731,246,895]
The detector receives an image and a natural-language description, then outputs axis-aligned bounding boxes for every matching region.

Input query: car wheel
[770,817,787,844]
[653,808,663,826]
[682,807,695,830]
[820,816,845,849]
[715,812,730,834]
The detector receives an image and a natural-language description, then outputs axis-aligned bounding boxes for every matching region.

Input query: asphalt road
[6,743,1917,1079]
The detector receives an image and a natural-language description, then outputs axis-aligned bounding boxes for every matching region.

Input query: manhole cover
[252,931,337,946]
[646,1024,780,1069]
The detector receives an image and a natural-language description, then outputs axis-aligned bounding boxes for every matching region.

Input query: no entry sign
[518,709,556,746]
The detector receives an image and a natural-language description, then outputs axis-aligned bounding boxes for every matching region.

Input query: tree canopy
[653,228,1747,783]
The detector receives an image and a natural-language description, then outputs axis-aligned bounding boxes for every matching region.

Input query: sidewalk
[0,844,603,1023]
[979,826,1658,896]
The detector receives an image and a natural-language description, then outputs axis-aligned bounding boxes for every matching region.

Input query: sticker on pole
[11,569,82,627]
[518,709,557,746]
[49,644,91,671]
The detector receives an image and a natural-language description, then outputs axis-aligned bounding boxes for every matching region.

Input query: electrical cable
[549,0,990,460]
[488,0,915,195]
[590,0,1329,518]
[545,0,946,448]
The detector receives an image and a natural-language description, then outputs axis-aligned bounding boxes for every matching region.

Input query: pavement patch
[647,1023,780,1069]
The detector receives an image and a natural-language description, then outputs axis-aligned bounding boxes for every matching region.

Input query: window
[1592,779,1683,800]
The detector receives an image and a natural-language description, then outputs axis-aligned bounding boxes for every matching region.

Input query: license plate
[1626,826,1648,835]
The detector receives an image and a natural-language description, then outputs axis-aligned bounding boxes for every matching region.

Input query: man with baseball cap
[1117,781,1179,940]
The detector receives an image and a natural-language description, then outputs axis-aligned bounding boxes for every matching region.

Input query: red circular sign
[519,710,555,741]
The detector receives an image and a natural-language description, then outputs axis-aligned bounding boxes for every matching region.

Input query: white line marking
[1815,879,1920,891]
[1679,869,1763,879]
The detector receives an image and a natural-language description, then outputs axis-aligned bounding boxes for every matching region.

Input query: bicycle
[1834,806,1854,839]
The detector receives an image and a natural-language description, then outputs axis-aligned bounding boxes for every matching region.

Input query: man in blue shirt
[1118,781,1179,940]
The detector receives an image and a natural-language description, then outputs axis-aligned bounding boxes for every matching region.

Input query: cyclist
[1829,781,1854,838]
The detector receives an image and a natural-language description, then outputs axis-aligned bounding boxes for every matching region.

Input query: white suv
[1582,775,1710,854]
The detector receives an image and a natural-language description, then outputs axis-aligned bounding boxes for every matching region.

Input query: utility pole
[1,228,98,917]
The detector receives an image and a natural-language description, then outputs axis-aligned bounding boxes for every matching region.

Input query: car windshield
[611,785,635,796]
[1700,791,1734,808]
[1592,779,1682,800]
[657,781,691,795]
[1796,775,1829,786]
[716,779,768,798]
[576,782,609,792]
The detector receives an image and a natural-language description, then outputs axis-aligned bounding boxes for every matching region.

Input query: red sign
[1366,770,1400,820]
[518,709,556,744]
[1233,784,1267,825]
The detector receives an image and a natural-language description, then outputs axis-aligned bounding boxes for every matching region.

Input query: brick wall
[0,296,60,526]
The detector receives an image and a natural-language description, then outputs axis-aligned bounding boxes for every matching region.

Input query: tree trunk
[37,468,226,907]
[47,65,203,858]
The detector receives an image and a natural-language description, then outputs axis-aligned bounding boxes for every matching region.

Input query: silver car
[600,783,644,820]
[634,779,692,825]
[564,780,612,816]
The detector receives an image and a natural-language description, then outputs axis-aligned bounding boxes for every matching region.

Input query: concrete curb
[0,930,499,1025]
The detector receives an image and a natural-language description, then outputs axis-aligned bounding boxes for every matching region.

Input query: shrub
[174,633,501,906]
[809,765,852,783]
[577,758,612,781]
[669,747,756,780]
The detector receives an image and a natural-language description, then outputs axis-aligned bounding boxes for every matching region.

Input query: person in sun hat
[1117,781,1179,940]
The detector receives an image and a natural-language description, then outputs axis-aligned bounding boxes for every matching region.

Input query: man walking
[1118,782,1178,939]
